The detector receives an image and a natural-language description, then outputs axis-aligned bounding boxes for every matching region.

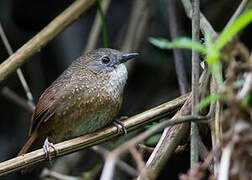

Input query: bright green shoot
[97,0,109,48]
[197,93,220,110]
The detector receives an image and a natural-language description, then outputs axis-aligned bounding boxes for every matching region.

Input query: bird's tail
[18,131,38,156]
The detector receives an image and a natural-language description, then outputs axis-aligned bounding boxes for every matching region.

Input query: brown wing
[28,87,67,136]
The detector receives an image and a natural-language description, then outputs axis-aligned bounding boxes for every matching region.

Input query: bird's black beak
[119,52,139,63]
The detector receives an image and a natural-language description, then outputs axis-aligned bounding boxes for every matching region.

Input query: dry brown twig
[91,146,138,177]
[40,168,81,180]
[0,23,35,111]
[167,0,189,94]
[129,146,145,171]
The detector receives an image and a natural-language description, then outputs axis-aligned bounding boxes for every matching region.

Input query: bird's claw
[43,138,58,163]
[113,116,128,134]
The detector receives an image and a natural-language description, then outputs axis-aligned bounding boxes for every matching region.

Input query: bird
[18,48,138,157]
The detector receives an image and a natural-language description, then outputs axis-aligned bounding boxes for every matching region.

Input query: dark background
[0,0,251,179]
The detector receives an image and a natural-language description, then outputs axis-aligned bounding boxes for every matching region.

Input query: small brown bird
[18,48,138,156]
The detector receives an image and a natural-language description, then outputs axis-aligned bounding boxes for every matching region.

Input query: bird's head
[84,48,138,74]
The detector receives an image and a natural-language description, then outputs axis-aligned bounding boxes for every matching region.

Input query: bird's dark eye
[101,56,110,64]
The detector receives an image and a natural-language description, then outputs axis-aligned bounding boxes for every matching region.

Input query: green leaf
[145,133,162,146]
[149,37,207,54]
[197,93,220,110]
[204,32,220,65]
[215,10,252,50]
[97,0,109,48]
[145,122,158,129]
[242,93,251,108]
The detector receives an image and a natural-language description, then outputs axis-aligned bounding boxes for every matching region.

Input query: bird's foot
[113,116,128,134]
[43,138,58,164]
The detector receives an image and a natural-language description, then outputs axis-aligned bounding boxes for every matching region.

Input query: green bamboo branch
[97,0,109,48]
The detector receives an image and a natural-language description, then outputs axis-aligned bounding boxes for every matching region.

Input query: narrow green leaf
[242,94,251,108]
[149,38,171,49]
[145,133,162,146]
[197,93,220,110]
[205,31,220,65]
[97,0,109,48]
[149,37,207,54]
[215,10,252,50]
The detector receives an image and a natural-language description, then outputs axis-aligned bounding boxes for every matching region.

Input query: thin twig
[198,136,214,173]
[224,0,249,29]
[167,0,189,94]
[209,76,218,176]
[1,87,33,113]
[0,23,35,109]
[0,0,96,83]
[100,115,209,180]
[217,143,233,180]
[40,168,81,180]
[84,0,111,52]
[214,98,222,175]
[181,0,217,37]
[191,0,200,168]
[129,147,145,171]
[0,94,188,176]
[237,51,252,100]
[91,146,138,177]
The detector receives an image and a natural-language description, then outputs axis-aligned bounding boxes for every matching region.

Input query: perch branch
[0,0,96,82]
[0,93,188,176]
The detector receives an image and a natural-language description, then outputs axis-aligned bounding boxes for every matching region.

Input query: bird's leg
[43,138,58,164]
[113,116,128,134]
